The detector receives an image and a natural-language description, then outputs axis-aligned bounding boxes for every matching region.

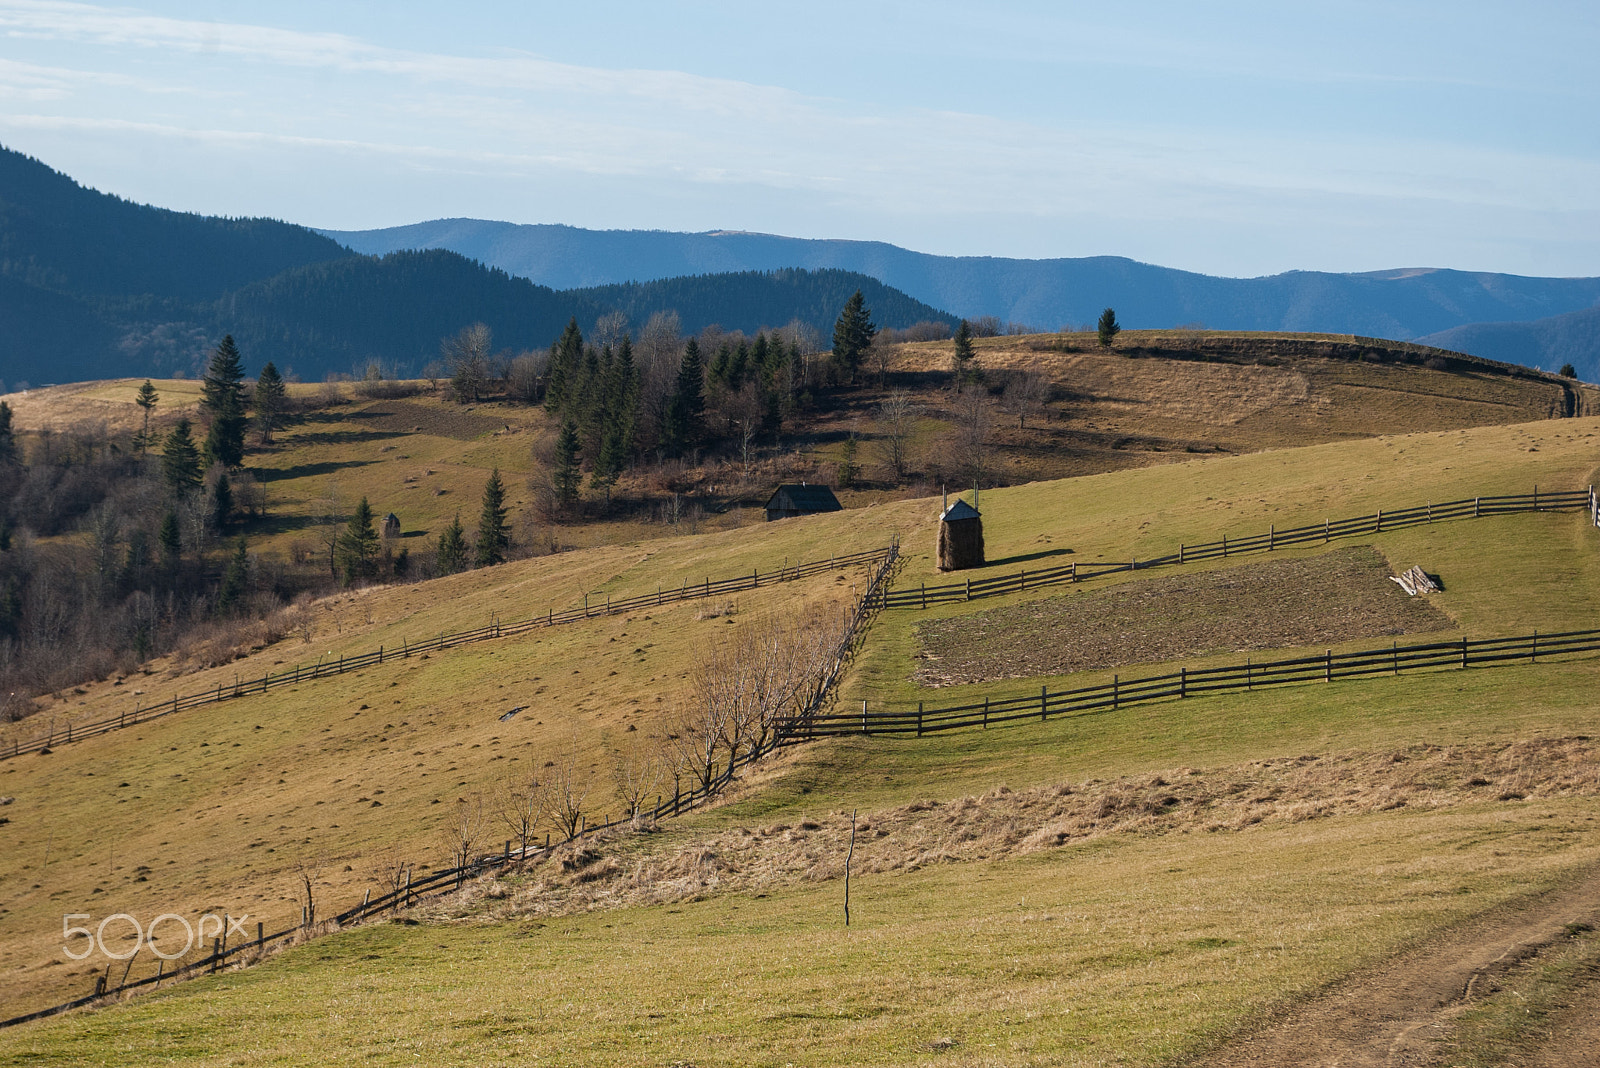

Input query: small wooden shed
[765,483,843,522]
[937,498,985,571]
[382,513,401,540]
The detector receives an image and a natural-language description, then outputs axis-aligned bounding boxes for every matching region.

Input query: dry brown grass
[443,737,1600,922]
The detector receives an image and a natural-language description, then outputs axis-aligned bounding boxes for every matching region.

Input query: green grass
[2,799,1596,1066]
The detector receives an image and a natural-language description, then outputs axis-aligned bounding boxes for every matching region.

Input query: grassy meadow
[1,388,1599,1059]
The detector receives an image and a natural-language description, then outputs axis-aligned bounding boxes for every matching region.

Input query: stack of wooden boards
[1390,565,1442,596]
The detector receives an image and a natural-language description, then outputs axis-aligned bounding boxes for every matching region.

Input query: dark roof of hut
[765,483,843,513]
[940,499,981,522]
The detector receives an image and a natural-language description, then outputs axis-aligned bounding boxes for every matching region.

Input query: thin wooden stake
[844,809,857,927]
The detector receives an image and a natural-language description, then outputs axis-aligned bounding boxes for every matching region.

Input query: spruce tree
[201,335,248,468]
[830,290,877,384]
[254,362,286,444]
[1097,307,1121,348]
[133,381,158,452]
[436,512,468,576]
[474,468,511,567]
[217,537,249,611]
[662,338,706,457]
[0,400,14,464]
[952,319,976,382]
[158,510,182,573]
[336,496,380,584]
[552,419,583,511]
[545,318,583,416]
[161,419,203,497]
[211,471,233,530]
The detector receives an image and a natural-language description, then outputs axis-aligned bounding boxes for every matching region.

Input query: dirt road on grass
[1202,864,1600,1067]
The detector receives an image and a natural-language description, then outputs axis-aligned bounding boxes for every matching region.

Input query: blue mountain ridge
[323,220,1600,346]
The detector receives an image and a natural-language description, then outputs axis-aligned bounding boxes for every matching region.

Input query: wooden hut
[382,513,401,540]
[937,497,984,571]
[764,483,843,522]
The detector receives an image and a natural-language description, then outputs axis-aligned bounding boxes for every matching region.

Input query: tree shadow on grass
[985,547,1076,567]
[255,459,378,482]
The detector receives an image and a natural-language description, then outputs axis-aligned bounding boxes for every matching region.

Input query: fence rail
[878,487,1596,609]
[786,628,1600,739]
[0,547,894,762]
[0,544,902,1029]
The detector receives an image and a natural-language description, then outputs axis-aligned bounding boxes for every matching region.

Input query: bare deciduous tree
[495,770,544,855]
[443,322,494,404]
[444,793,487,885]
[999,369,1050,429]
[592,310,630,353]
[874,390,918,481]
[610,732,665,818]
[541,745,592,840]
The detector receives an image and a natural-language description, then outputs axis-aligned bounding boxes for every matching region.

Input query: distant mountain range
[5,142,1600,388]
[0,147,951,387]
[325,220,1600,364]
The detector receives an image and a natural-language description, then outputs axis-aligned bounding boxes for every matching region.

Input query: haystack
[937,498,984,571]
[382,513,401,539]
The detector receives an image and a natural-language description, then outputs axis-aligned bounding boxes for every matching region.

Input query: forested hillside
[0,146,961,387]
[566,268,957,339]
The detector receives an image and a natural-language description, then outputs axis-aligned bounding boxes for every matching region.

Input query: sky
[0,0,1596,278]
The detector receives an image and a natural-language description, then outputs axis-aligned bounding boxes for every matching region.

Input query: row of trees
[442,604,852,863]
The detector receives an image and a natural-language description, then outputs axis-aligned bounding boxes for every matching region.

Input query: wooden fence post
[917,702,924,737]
[1113,675,1119,709]
[1532,630,1538,663]
[1474,496,1481,517]
[1269,525,1274,550]
[1040,685,1047,721]
[1325,650,1332,682]
[1376,509,1382,533]
[1245,659,1251,690]
[1180,667,1187,697]
[861,700,868,734]
[983,696,989,729]
[1179,544,1185,563]
[1462,636,1469,668]
[1392,641,1399,676]
[965,578,972,601]
[1324,518,1330,542]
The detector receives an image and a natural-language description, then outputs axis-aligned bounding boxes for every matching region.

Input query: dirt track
[1201,863,1600,1067]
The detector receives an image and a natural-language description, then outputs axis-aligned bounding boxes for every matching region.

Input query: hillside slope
[322,218,1600,340]
[5,418,1600,1059]
[1417,304,1600,381]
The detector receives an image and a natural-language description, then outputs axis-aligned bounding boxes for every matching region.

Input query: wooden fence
[877,487,1595,609]
[0,546,894,762]
[788,628,1600,739]
[0,544,902,1029]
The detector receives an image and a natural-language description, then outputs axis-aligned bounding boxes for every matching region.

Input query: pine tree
[952,319,976,383]
[217,537,249,612]
[211,471,233,530]
[201,335,248,468]
[545,318,583,416]
[592,336,638,499]
[1097,307,1121,348]
[254,362,286,444]
[0,400,15,464]
[474,468,511,567]
[436,512,468,576]
[662,338,706,457]
[161,419,203,497]
[830,290,877,384]
[336,496,380,584]
[552,419,583,511]
[133,380,158,452]
[158,510,182,573]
